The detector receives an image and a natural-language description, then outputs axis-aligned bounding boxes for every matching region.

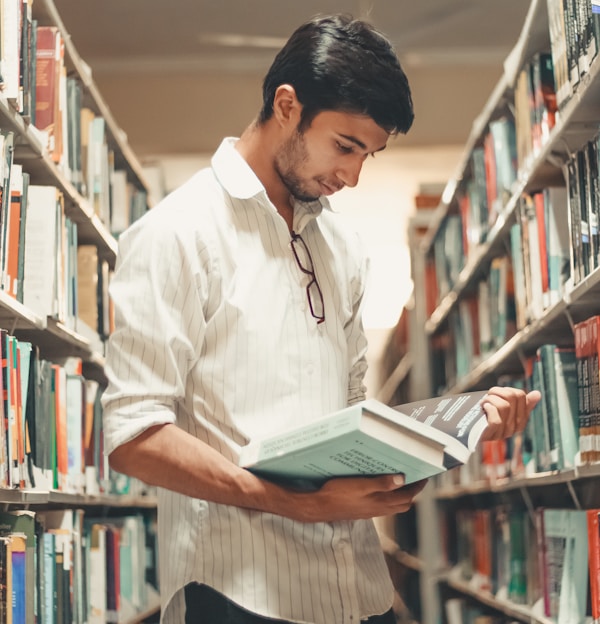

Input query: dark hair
[258,14,414,134]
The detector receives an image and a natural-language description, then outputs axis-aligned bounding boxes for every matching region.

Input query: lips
[320,182,343,195]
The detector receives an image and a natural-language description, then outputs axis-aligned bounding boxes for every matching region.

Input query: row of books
[453,1,596,277]
[455,113,521,274]
[432,180,571,348]
[0,142,114,340]
[0,329,125,496]
[441,505,594,624]
[431,164,580,391]
[547,0,600,108]
[0,5,149,237]
[445,597,517,624]
[10,7,149,235]
[435,338,588,489]
[511,186,570,330]
[434,73,600,329]
[431,46,559,306]
[429,256,517,393]
[564,133,600,287]
[514,51,557,173]
[0,507,159,624]
[427,0,600,314]
[1,0,35,122]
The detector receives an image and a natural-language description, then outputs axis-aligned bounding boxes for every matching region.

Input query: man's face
[274,110,390,202]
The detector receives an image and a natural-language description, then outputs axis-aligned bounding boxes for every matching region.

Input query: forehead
[307,110,390,151]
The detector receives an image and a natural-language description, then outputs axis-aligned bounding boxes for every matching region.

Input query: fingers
[372,476,428,514]
[312,474,429,521]
[373,474,427,494]
[481,386,540,441]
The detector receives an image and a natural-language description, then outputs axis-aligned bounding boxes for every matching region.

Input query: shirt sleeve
[101,212,208,455]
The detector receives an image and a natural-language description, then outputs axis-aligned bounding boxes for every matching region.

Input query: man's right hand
[109,423,428,524]
[271,475,429,523]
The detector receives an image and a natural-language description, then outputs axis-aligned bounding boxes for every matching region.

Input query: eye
[336,141,354,154]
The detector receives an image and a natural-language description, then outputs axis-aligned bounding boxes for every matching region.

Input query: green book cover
[542,508,588,623]
[239,393,489,489]
[547,346,579,469]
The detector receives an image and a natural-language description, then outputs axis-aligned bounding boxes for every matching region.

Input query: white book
[1,0,21,104]
[88,524,107,624]
[22,185,61,319]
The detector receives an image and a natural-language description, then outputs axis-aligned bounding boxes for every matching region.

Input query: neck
[236,122,294,231]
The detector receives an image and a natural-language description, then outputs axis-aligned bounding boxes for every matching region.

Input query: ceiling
[51,0,532,160]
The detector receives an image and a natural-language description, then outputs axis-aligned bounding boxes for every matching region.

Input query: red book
[533,191,549,296]
[483,130,498,226]
[587,509,600,622]
[34,25,64,163]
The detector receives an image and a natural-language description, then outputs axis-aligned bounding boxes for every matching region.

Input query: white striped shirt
[102,138,394,623]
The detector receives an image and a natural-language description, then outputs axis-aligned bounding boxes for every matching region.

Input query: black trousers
[184,583,397,624]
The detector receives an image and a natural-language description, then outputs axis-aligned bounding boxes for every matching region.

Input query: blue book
[11,534,26,624]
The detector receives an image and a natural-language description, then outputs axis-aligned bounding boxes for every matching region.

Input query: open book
[238,391,489,489]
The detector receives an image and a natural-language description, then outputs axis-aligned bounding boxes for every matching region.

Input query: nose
[337,156,364,188]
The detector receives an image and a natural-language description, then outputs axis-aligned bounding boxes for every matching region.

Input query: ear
[272,84,302,128]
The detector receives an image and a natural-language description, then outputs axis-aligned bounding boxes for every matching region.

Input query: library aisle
[379,0,600,623]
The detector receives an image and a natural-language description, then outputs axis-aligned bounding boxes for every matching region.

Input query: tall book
[10,533,26,624]
[575,319,594,463]
[538,345,580,470]
[65,374,83,494]
[0,510,35,624]
[34,25,63,163]
[76,245,99,335]
[541,508,589,622]
[22,185,62,320]
[87,523,107,624]
[544,186,571,305]
[587,509,600,624]
[2,0,22,106]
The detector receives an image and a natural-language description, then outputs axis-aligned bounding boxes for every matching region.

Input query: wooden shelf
[443,570,554,624]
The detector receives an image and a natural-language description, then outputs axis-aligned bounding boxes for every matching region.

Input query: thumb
[526,390,542,411]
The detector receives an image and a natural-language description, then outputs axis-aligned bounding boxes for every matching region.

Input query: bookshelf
[0,0,160,622]
[382,0,600,622]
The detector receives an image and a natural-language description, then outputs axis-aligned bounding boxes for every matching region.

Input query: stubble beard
[274,128,320,203]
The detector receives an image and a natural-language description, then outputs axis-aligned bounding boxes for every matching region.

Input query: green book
[542,509,588,622]
[539,345,579,470]
[239,392,489,490]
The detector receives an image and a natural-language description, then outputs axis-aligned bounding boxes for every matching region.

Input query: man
[102,14,540,624]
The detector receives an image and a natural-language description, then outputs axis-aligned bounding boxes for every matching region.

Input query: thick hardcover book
[238,392,489,489]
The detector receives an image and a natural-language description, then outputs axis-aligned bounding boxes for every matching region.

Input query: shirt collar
[210,137,334,229]
[211,137,265,200]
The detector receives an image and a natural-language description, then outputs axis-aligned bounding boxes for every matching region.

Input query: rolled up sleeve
[102,212,207,455]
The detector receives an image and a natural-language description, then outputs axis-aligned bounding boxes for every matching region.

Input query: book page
[393,390,489,465]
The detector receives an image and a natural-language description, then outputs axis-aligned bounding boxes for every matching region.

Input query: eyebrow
[338,133,388,154]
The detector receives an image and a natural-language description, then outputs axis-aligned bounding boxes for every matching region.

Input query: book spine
[588,509,600,623]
